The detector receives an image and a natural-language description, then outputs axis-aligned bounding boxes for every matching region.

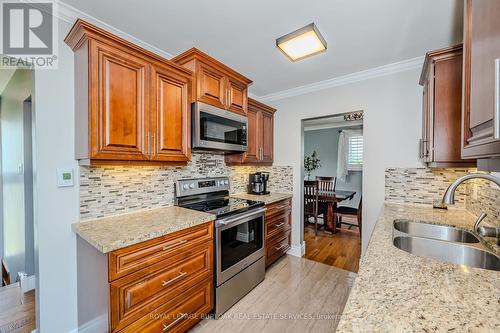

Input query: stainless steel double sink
[393,220,500,271]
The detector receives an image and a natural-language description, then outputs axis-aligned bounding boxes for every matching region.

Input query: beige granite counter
[231,192,293,205]
[72,206,215,253]
[337,203,500,332]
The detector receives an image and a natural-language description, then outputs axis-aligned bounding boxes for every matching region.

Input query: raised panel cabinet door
[151,63,191,162]
[433,54,463,162]
[226,77,248,115]
[261,111,274,163]
[242,107,261,163]
[197,62,226,109]
[90,40,150,160]
[463,0,500,157]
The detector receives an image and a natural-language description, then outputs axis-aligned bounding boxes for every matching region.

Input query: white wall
[271,68,422,253]
[33,19,79,332]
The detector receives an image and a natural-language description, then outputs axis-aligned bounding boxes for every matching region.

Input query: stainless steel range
[175,177,266,317]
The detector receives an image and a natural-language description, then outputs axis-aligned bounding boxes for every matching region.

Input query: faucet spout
[442,173,500,205]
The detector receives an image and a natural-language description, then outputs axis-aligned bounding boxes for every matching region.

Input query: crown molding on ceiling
[51,1,173,59]
[254,56,424,103]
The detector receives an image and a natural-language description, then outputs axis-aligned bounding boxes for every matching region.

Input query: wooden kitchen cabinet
[225,98,276,165]
[264,198,292,267]
[150,62,191,162]
[419,44,476,167]
[65,19,192,165]
[171,48,252,115]
[461,0,500,166]
[77,221,214,333]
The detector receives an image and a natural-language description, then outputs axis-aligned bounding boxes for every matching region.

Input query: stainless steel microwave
[192,102,248,152]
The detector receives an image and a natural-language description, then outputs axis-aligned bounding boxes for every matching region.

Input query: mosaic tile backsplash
[80,153,293,220]
[385,167,500,226]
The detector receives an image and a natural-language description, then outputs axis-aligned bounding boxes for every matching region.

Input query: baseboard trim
[287,241,305,257]
[68,314,107,333]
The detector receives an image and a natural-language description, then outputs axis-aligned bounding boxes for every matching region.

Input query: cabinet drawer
[265,211,291,238]
[266,231,291,267]
[265,199,291,219]
[120,278,213,333]
[110,241,212,332]
[109,222,213,280]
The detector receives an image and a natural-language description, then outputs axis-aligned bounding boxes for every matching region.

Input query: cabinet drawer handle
[271,205,288,210]
[275,244,286,251]
[163,313,189,331]
[274,222,285,228]
[126,291,132,308]
[162,271,187,287]
[162,240,187,251]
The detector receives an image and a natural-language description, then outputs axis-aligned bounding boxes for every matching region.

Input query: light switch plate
[57,168,74,187]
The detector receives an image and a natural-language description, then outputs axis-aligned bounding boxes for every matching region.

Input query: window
[347,134,363,170]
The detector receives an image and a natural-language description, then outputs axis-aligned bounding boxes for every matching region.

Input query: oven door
[216,208,265,285]
[192,102,248,152]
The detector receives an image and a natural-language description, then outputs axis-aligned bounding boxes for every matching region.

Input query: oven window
[200,111,246,145]
[220,217,263,271]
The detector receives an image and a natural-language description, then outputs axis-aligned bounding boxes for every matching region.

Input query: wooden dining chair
[316,176,337,192]
[336,197,362,238]
[316,176,336,215]
[304,180,325,235]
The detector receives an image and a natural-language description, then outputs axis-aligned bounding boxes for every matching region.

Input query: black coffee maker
[248,172,270,195]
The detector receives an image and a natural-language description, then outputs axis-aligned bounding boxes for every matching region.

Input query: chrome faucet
[442,173,500,245]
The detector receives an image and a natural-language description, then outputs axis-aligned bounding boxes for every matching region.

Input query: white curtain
[337,129,363,180]
[337,131,349,180]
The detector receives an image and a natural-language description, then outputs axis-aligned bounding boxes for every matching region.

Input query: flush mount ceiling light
[276,23,327,62]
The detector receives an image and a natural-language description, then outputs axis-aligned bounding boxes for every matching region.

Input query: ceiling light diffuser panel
[276,23,327,62]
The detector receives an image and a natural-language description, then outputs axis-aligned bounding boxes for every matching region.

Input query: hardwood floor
[192,255,356,333]
[304,219,361,273]
[0,283,35,333]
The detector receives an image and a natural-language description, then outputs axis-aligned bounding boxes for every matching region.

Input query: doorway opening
[301,112,363,273]
[0,65,36,332]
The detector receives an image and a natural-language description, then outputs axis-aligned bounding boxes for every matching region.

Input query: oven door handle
[216,207,267,228]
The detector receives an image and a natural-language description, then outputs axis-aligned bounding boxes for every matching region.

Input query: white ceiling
[61,0,463,97]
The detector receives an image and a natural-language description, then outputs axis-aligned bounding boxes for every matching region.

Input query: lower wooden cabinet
[264,199,292,267]
[76,221,214,333]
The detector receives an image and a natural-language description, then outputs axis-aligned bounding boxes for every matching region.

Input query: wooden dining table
[317,189,356,233]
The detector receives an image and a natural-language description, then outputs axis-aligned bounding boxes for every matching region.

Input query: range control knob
[189,183,195,189]
[182,184,189,190]
[224,180,229,185]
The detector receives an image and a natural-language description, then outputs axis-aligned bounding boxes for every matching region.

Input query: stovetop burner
[181,196,264,218]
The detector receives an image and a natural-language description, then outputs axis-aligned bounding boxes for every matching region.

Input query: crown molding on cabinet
[254,56,425,103]
[26,0,173,59]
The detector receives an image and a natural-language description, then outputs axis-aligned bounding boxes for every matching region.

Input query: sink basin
[393,236,500,271]
[394,219,480,243]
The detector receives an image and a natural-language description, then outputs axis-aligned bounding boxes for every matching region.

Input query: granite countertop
[337,203,500,332]
[72,206,215,253]
[231,192,293,205]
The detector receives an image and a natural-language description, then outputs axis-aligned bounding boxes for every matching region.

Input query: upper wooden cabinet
[462,0,500,164]
[171,48,252,115]
[65,19,192,165]
[225,98,276,165]
[419,44,476,167]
